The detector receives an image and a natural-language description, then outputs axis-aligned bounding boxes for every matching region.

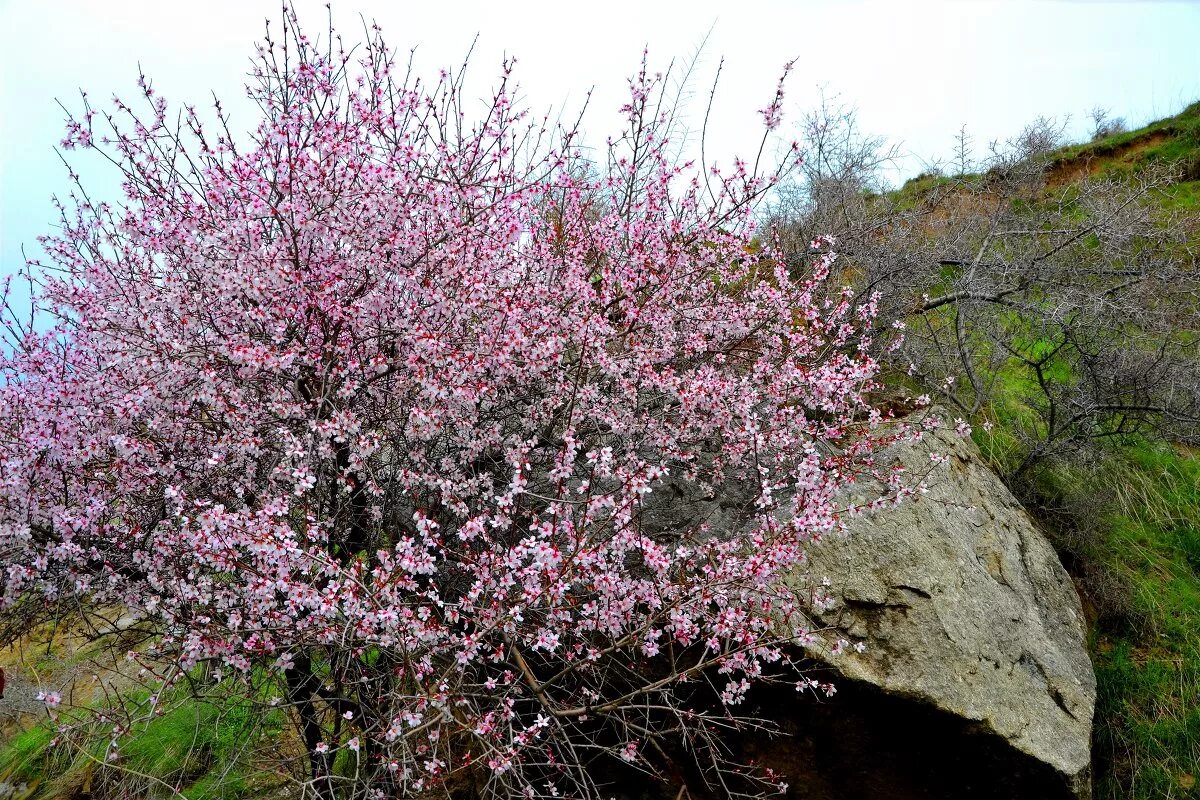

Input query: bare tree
[769,108,1200,479]
[1088,106,1128,141]
[767,91,899,243]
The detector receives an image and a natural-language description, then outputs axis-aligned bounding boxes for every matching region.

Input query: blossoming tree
[0,8,905,799]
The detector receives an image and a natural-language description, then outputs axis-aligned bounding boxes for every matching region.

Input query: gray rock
[791,422,1095,798]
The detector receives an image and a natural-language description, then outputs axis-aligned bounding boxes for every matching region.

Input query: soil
[1045,132,1171,187]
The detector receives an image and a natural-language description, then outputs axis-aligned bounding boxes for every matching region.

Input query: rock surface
[792,423,1096,798]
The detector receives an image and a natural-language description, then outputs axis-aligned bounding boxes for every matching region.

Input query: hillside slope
[923,102,1200,800]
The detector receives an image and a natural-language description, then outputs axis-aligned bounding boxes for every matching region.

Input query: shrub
[0,7,903,799]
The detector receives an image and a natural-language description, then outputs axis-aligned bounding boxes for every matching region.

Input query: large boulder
[587,413,1096,799]
[790,422,1096,798]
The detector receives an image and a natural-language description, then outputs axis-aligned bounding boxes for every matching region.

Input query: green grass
[1051,101,1200,174]
[892,171,956,211]
[1086,444,1200,799]
[892,101,1200,205]
[959,276,1200,798]
[0,687,286,799]
[1160,180,1200,213]
[975,413,1200,798]
[0,723,56,795]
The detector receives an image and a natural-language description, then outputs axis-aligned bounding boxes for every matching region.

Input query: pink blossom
[0,8,908,799]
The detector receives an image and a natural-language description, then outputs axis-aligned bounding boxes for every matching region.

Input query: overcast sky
[3,0,1199,290]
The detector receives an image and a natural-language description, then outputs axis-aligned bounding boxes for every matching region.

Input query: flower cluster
[0,9,904,799]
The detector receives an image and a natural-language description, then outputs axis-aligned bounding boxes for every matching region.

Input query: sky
[2,0,1200,292]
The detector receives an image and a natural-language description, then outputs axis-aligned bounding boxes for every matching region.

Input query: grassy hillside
[977,422,1200,798]
[960,102,1200,799]
[1048,102,1200,186]
[0,691,285,799]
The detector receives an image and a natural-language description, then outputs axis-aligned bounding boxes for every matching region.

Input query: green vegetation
[983,434,1200,799]
[1162,180,1200,213]
[971,349,1200,798]
[0,723,56,794]
[0,688,286,799]
[915,98,1200,799]
[1091,445,1200,799]
[1051,100,1200,181]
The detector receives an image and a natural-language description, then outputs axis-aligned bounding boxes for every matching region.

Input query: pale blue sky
[3,0,1199,293]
